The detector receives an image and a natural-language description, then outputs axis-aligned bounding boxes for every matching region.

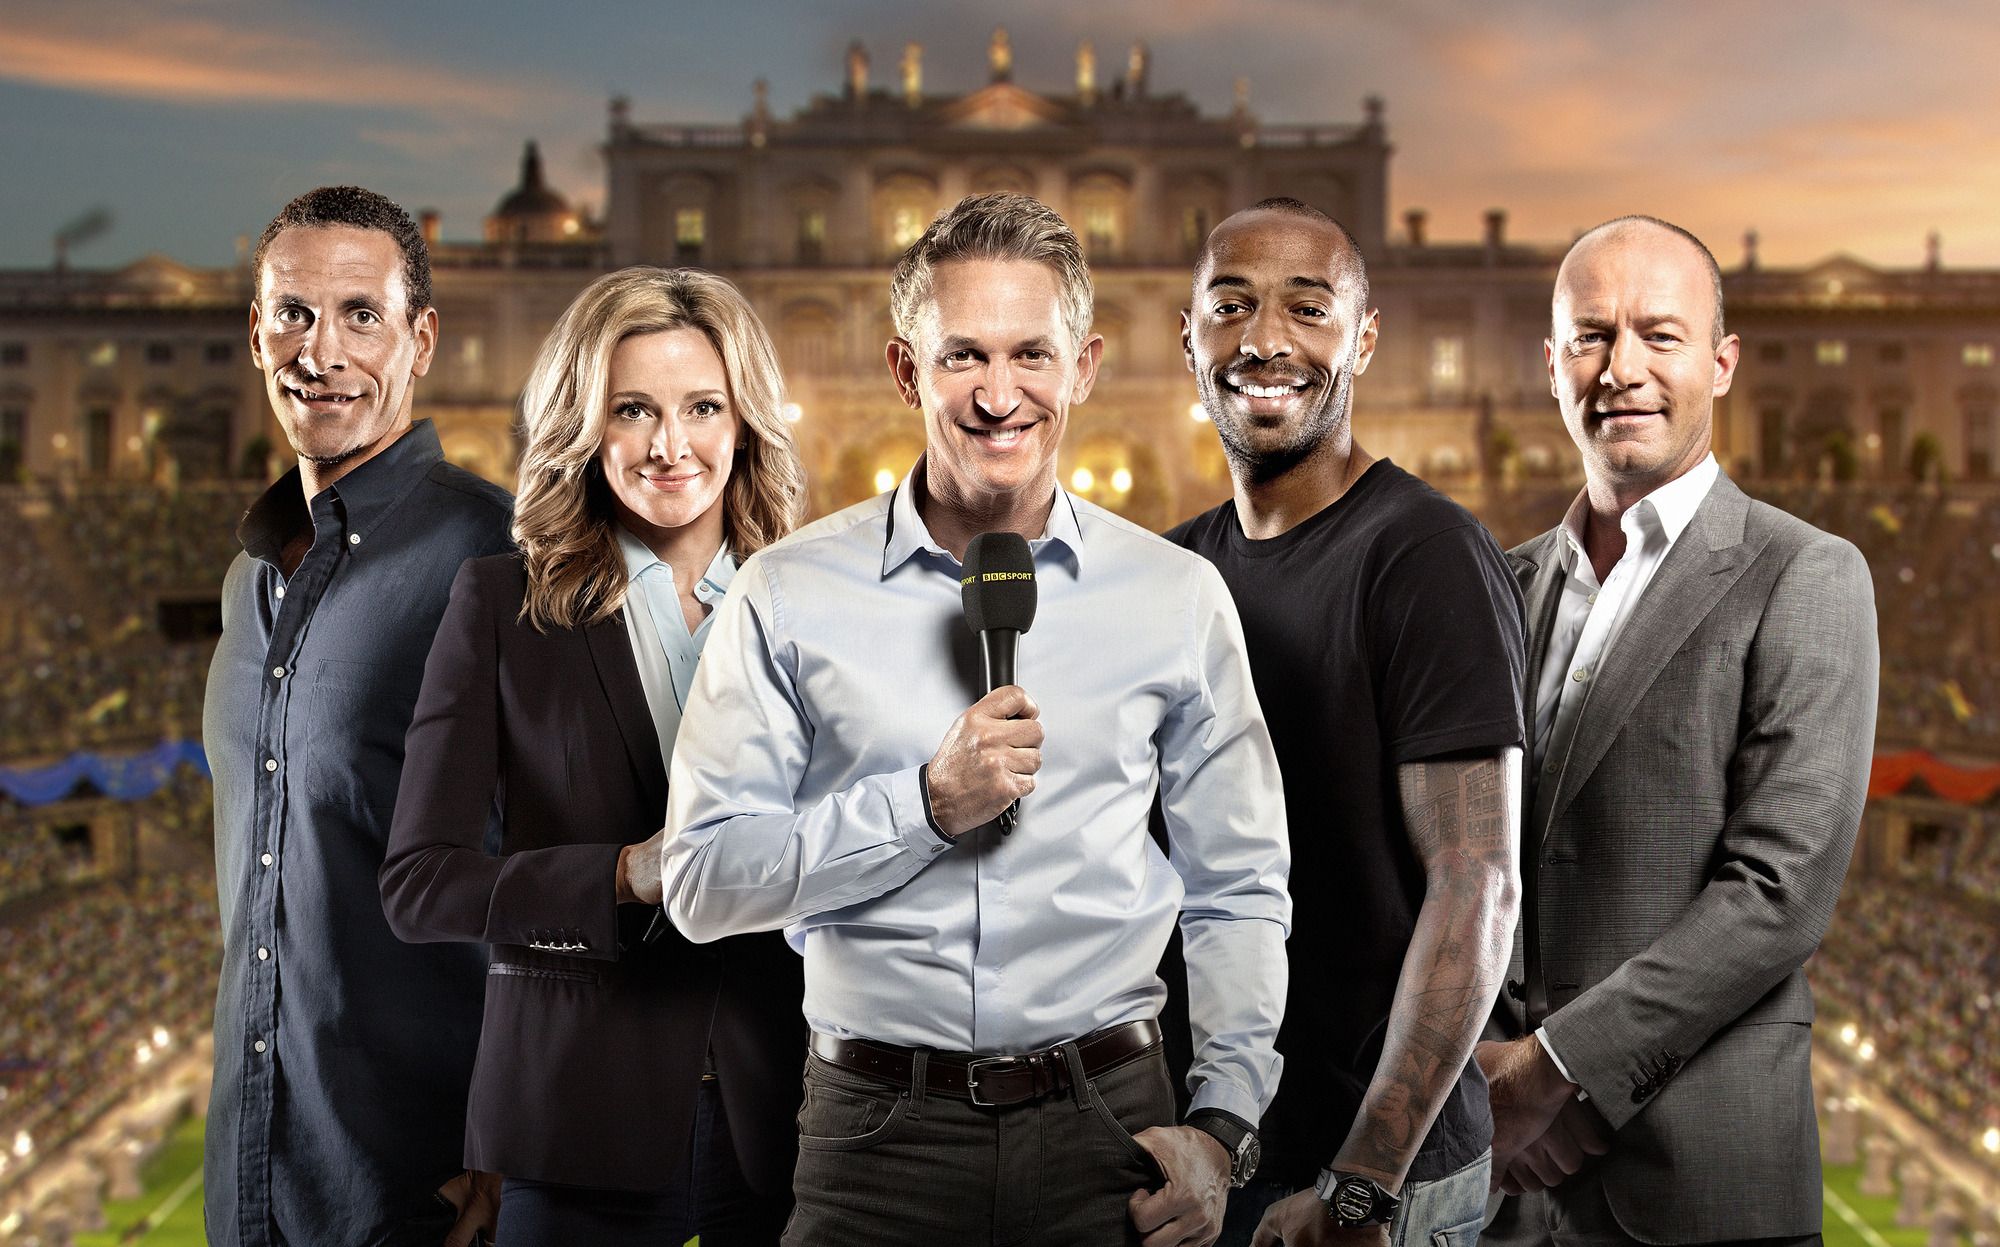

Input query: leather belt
[809,1019,1161,1107]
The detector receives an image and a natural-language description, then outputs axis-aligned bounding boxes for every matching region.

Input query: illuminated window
[1430,337,1465,392]
[1083,205,1118,256]
[1964,343,1995,368]
[675,209,706,260]
[798,209,826,263]
[86,342,117,368]
[1815,340,1847,366]
[889,207,925,252]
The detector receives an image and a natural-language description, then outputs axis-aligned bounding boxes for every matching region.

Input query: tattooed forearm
[1332,747,1523,1188]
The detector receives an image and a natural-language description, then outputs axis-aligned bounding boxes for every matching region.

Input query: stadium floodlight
[152,1026,171,1048]
[1857,1040,1876,1062]
[1983,1126,1999,1155]
[1839,1022,1859,1046]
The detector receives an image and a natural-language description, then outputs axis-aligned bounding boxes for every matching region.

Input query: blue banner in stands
[0,740,209,805]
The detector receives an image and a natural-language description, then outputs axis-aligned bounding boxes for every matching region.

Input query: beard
[1203,343,1360,485]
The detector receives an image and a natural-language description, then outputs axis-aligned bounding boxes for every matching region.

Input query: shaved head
[1559,216,1724,346]
[1196,198,1370,316]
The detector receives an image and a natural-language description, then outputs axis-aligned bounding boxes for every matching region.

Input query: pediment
[934,83,1071,132]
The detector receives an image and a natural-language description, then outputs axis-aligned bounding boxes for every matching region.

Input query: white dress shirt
[662,477,1292,1123]
[617,526,737,764]
[1531,453,1719,1084]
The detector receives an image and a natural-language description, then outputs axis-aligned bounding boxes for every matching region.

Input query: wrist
[614,843,637,905]
[1184,1109,1260,1187]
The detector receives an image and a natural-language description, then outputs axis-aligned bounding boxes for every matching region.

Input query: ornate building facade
[2,33,1997,528]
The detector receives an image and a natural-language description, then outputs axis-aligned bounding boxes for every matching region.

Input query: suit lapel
[583,612,669,815]
[1544,476,1758,833]
[1512,530,1567,740]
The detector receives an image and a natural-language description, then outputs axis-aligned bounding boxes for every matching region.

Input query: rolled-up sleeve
[663,556,954,942]
[1154,559,1292,1123]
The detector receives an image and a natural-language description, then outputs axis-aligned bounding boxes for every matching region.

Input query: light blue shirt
[663,475,1291,1122]
[617,526,737,764]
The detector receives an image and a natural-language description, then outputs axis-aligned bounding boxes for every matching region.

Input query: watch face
[1237,1133,1261,1182]
[1331,1177,1376,1223]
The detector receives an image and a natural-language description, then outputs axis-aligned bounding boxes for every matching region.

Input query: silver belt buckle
[964,1055,1020,1107]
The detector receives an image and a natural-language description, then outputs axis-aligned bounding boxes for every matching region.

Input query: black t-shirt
[1167,458,1526,1186]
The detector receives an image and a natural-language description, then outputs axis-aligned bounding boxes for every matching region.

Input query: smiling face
[1548,224,1740,500]
[596,327,741,555]
[250,224,435,477]
[1182,210,1376,481]
[888,257,1101,517]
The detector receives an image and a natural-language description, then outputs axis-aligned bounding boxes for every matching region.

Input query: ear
[1179,307,1196,375]
[1351,308,1381,377]
[247,301,265,370]
[1711,333,1741,399]
[1545,338,1559,401]
[886,337,922,410]
[1069,332,1105,405]
[409,305,440,379]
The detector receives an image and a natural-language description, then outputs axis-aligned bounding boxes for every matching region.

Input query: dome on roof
[492,141,570,219]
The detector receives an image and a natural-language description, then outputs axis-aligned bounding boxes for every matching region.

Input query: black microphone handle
[979,629,1022,832]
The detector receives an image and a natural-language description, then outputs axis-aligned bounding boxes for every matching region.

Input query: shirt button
[274,585,286,599]
[1571,668,1590,683]
[252,1039,267,1054]
[271,666,286,679]
[264,758,278,772]
[349,532,362,546]
[1587,592,1598,605]
[260,852,274,867]
[256,947,270,961]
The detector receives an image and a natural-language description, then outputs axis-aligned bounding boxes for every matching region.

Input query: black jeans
[782,1045,1175,1247]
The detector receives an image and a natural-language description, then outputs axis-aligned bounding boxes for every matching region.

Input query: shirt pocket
[305,658,425,817]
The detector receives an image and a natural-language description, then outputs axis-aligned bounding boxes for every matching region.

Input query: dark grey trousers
[781,1045,1175,1247]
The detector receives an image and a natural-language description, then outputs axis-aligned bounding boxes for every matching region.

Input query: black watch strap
[1314,1168,1402,1227]
[1184,1109,1260,1188]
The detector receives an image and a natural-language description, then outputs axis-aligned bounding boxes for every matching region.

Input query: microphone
[960,532,1037,833]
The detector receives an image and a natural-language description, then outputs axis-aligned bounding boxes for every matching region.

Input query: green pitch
[61,1112,1929,1247]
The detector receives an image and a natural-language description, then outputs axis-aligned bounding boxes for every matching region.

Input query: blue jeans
[1220,1151,1492,1247]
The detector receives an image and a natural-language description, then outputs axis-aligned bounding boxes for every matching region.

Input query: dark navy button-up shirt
[202,420,513,1247]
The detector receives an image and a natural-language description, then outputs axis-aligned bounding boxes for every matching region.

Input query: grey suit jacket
[1495,471,1878,1243]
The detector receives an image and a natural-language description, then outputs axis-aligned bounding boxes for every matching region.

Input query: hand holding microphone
[925,532,1041,838]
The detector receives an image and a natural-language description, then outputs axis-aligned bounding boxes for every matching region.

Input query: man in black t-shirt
[1167,199,1526,1247]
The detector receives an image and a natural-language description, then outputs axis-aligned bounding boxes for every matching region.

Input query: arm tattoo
[1332,748,1523,1186]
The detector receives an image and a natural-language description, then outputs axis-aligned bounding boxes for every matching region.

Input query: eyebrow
[1204,274,1337,295]
[607,389,728,405]
[935,333,1059,354]
[1567,312,1691,331]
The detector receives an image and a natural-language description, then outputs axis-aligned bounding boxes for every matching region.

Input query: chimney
[1233,77,1251,120]
[1364,94,1385,134]
[1742,228,1759,272]
[1483,209,1507,254]
[845,40,869,100]
[901,43,922,106]
[1404,208,1427,248]
[419,210,441,247]
[1926,229,1942,271]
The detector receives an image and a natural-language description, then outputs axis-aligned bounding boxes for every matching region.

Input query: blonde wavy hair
[513,267,805,631]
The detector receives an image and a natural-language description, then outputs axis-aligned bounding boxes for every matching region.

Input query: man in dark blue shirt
[202,186,513,1247]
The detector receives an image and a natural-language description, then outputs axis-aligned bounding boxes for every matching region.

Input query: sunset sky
[3,0,1994,272]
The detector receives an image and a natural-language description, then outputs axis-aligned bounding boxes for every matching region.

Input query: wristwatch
[1314,1168,1401,1227]
[1184,1109,1261,1188]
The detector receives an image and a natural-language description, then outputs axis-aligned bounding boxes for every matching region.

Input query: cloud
[0,12,547,120]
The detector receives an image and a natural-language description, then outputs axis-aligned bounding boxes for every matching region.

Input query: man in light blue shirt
[664,192,1292,1247]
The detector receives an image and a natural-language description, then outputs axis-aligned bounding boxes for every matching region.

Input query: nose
[975,358,1022,420]
[1600,329,1647,391]
[296,318,345,377]
[1238,304,1292,363]
[651,412,691,464]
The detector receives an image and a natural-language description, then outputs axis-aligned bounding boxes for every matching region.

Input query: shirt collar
[617,524,738,599]
[237,419,445,562]
[1558,452,1719,563]
[881,463,1085,578]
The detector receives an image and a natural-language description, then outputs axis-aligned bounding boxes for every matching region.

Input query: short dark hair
[1203,197,1370,312]
[253,186,432,323]
[1563,215,1725,345]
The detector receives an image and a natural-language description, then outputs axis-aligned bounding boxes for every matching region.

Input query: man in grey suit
[1477,216,1878,1247]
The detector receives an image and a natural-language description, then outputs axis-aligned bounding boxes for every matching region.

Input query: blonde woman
[381,267,806,1245]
